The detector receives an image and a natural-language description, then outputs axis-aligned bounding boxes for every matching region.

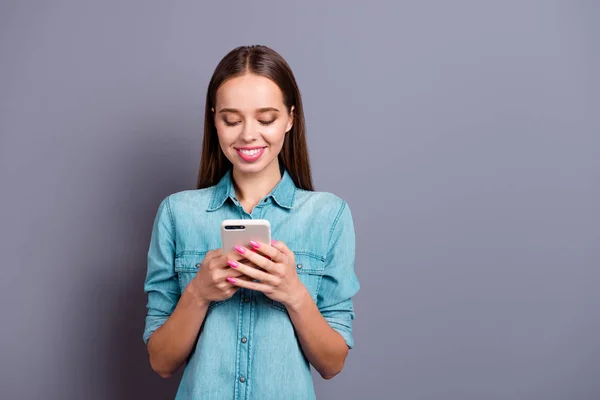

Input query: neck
[231,159,282,206]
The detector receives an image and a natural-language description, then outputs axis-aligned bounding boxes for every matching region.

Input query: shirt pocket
[269,252,324,312]
[174,251,228,312]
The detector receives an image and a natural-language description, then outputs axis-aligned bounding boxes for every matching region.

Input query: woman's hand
[188,249,255,305]
[225,239,308,309]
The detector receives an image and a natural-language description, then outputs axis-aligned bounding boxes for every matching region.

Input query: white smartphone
[220,219,271,255]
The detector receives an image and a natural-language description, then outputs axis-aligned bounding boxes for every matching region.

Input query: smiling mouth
[235,146,267,162]
[236,147,266,156]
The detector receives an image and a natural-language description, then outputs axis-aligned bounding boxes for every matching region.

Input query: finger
[234,258,262,271]
[225,249,250,261]
[248,240,286,264]
[233,245,279,274]
[215,267,254,280]
[226,276,272,293]
[203,249,222,263]
[271,239,292,257]
[212,251,254,270]
[227,259,278,285]
[223,272,254,282]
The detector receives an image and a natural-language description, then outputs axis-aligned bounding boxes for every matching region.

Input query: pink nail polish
[271,240,277,245]
[228,260,238,268]
[235,245,245,254]
[250,240,260,249]
[227,277,236,284]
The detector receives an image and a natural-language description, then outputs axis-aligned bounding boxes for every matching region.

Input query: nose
[239,120,258,142]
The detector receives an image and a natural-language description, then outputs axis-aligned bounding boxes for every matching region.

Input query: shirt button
[244,297,250,303]
[241,337,247,343]
[195,263,201,268]
[240,376,246,383]
[297,263,302,269]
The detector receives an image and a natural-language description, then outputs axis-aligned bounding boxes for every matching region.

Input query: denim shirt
[143,168,360,400]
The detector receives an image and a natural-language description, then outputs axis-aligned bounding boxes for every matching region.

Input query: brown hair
[196,45,314,191]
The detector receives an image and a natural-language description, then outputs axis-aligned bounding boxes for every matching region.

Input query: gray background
[1,1,598,399]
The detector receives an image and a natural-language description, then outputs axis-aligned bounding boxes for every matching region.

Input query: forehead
[215,74,285,109]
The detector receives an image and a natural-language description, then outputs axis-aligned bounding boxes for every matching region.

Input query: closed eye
[222,119,275,127]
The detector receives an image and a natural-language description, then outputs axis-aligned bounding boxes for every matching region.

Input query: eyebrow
[218,107,280,114]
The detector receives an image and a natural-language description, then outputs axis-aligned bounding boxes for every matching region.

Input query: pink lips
[235,147,266,162]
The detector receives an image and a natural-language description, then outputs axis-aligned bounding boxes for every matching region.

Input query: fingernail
[271,240,277,245]
[235,245,245,254]
[250,240,260,249]
[228,260,238,268]
[227,277,236,284]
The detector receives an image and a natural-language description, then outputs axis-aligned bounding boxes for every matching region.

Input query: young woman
[143,45,360,400]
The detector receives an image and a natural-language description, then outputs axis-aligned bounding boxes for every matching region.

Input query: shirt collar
[207,167,297,211]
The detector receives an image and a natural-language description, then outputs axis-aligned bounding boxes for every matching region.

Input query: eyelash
[224,120,275,127]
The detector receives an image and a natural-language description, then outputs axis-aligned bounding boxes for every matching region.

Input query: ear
[286,105,295,133]
[211,107,215,113]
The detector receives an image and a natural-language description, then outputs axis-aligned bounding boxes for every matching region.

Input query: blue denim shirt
[143,168,360,400]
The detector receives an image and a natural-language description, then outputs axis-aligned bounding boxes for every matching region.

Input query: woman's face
[214,73,294,175]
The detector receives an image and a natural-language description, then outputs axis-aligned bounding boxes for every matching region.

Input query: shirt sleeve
[316,200,361,349]
[142,196,180,345]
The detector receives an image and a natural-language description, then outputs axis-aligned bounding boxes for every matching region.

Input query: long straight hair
[196,45,314,191]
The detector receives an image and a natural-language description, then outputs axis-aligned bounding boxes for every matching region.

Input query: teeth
[240,148,262,156]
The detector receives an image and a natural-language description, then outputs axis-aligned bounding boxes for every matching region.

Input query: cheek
[215,125,236,146]
[262,122,288,144]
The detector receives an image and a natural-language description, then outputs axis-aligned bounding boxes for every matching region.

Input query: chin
[233,163,265,174]
[228,157,268,174]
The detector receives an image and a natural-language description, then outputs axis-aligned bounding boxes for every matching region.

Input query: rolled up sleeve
[143,196,180,345]
[317,200,360,349]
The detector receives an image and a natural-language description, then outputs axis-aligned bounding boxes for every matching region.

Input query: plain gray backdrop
[1,1,599,399]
